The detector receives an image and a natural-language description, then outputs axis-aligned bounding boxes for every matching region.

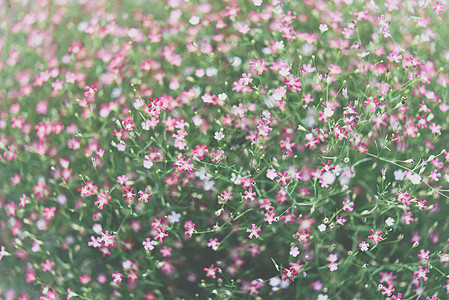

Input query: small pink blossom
[432,1,445,15]
[112,271,123,284]
[359,241,369,251]
[204,264,218,278]
[0,245,6,261]
[143,238,157,251]
[368,229,384,244]
[246,224,261,239]
[414,266,429,281]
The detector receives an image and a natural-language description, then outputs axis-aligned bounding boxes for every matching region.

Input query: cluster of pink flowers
[1,0,449,299]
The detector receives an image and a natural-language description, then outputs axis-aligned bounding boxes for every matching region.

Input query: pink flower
[95,192,111,210]
[155,227,169,242]
[319,24,328,32]
[0,245,6,261]
[77,181,98,197]
[218,191,231,202]
[43,207,56,221]
[112,271,123,284]
[250,60,267,75]
[336,215,347,226]
[277,171,291,186]
[296,230,310,242]
[42,288,59,300]
[204,264,218,278]
[117,175,129,185]
[246,224,261,239]
[368,229,383,244]
[79,274,91,284]
[122,119,135,131]
[381,284,395,296]
[379,271,396,285]
[328,262,338,271]
[100,231,116,247]
[160,246,172,257]
[342,198,354,212]
[41,259,55,272]
[127,270,138,283]
[184,221,196,238]
[26,270,36,283]
[432,1,445,15]
[207,238,220,251]
[418,249,430,264]
[328,253,338,263]
[84,83,98,97]
[429,122,441,134]
[414,266,429,281]
[19,194,27,208]
[138,188,152,203]
[143,238,157,251]
[122,187,136,203]
[290,247,300,257]
[359,241,369,251]
[282,267,299,281]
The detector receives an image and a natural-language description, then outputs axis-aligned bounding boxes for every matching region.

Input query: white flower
[359,241,369,251]
[279,66,290,77]
[237,23,250,34]
[262,110,271,119]
[214,131,224,141]
[111,87,122,98]
[195,167,211,181]
[117,141,126,152]
[206,68,217,77]
[269,276,281,287]
[318,224,326,232]
[280,279,290,288]
[266,168,278,180]
[189,16,200,25]
[192,115,203,126]
[127,28,139,38]
[394,169,406,181]
[230,173,243,184]
[319,24,328,32]
[230,56,242,67]
[290,247,300,257]
[93,223,103,234]
[305,132,314,141]
[133,98,144,109]
[408,172,422,185]
[322,171,336,186]
[141,120,150,130]
[143,159,153,169]
[323,107,334,118]
[204,179,215,191]
[385,217,394,226]
[218,93,227,101]
[262,47,272,55]
[167,211,181,223]
[273,41,284,51]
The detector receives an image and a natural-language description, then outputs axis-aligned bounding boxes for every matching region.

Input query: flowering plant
[1,0,449,299]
